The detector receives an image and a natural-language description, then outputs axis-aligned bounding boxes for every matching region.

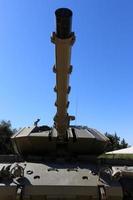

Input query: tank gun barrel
[55,8,72,39]
[51,8,75,140]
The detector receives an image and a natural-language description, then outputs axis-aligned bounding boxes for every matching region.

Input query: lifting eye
[48,168,59,172]
[82,176,88,180]
[27,170,33,175]
[67,168,78,172]
[34,175,40,179]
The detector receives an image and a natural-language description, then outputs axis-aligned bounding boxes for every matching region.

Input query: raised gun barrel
[51,8,75,140]
[55,8,72,39]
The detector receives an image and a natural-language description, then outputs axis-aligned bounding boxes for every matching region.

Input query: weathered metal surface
[0,161,127,199]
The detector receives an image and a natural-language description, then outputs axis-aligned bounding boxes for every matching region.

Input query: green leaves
[105,132,129,151]
[0,120,16,154]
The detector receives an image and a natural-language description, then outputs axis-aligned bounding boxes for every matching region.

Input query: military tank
[0,8,133,200]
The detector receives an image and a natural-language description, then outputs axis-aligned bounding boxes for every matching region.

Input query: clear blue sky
[0,0,133,144]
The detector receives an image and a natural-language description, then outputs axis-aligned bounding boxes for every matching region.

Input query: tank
[0,8,133,200]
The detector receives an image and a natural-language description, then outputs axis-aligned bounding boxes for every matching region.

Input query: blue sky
[0,0,133,144]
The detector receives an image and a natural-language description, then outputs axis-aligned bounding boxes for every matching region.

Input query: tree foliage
[0,120,16,154]
[105,132,129,151]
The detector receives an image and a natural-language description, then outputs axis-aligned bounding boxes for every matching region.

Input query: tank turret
[11,8,109,156]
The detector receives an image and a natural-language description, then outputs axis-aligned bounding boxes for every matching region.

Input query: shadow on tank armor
[0,8,133,200]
